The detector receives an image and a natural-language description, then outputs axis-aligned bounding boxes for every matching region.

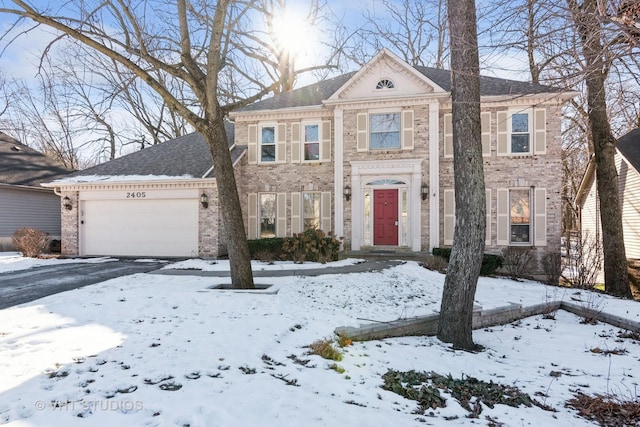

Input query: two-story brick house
[48,49,575,265]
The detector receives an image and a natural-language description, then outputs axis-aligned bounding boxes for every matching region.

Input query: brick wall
[60,191,79,256]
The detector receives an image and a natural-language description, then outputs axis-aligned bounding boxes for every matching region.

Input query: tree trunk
[437,0,486,350]
[569,0,631,298]
[202,116,254,289]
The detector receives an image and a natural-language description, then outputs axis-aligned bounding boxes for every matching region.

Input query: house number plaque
[126,192,146,199]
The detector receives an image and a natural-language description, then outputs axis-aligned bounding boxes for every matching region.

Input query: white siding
[618,153,640,259]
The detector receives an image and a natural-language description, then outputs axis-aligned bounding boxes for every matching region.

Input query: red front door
[373,189,398,246]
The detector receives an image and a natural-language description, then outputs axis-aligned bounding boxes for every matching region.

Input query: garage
[80,192,199,257]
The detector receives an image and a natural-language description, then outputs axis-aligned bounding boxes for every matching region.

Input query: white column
[429,101,440,251]
[333,108,344,240]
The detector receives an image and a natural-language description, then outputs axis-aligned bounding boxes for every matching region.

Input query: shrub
[430,248,503,276]
[12,227,50,258]
[501,247,535,280]
[247,237,284,260]
[281,228,342,264]
[541,251,562,286]
[421,254,448,273]
[308,338,342,361]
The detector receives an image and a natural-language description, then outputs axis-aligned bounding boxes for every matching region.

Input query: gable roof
[237,62,566,113]
[0,132,72,188]
[57,121,239,182]
[616,128,640,173]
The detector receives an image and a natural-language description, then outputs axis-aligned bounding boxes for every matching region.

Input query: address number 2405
[126,192,146,198]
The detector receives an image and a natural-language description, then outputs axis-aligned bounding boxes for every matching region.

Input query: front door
[373,189,398,245]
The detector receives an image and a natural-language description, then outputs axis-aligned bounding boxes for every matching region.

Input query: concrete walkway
[150,259,404,278]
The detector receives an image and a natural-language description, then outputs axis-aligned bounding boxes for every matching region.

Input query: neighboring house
[47,49,576,268]
[0,132,73,250]
[576,128,640,261]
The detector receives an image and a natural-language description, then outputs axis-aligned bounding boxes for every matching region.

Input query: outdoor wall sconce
[200,192,209,209]
[421,183,429,201]
[62,196,73,211]
[343,185,351,201]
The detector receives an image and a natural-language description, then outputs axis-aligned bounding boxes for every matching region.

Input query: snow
[0,252,116,274]
[164,257,366,271]
[50,174,194,184]
[0,255,639,426]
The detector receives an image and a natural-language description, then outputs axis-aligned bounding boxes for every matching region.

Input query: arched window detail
[375,79,394,89]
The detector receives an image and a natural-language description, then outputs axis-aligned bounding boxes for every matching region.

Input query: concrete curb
[335,300,640,342]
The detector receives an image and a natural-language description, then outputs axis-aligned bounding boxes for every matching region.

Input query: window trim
[301,121,321,163]
[258,192,277,238]
[369,112,401,150]
[508,188,532,245]
[259,123,277,163]
[508,109,533,155]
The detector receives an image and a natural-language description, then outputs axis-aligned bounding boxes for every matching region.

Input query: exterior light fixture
[421,183,429,201]
[343,185,351,201]
[200,192,209,209]
[62,196,73,210]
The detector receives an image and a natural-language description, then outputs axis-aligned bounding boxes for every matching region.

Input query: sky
[0,253,639,426]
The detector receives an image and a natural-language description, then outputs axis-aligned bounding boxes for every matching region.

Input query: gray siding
[0,187,61,238]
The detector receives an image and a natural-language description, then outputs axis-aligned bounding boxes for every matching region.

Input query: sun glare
[271,10,313,62]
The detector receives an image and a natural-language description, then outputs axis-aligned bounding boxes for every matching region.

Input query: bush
[247,237,285,260]
[501,247,535,280]
[542,251,562,285]
[281,228,342,264]
[430,248,503,276]
[308,338,343,361]
[12,227,50,258]
[421,254,448,273]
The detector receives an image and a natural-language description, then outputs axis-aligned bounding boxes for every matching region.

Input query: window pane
[511,113,529,133]
[261,145,276,162]
[303,193,320,230]
[261,127,275,144]
[511,134,530,153]
[370,131,400,149]
[510,190,530,243]
[304,143,319,161]
[370,114,400,132]
[304,125,318,142]
[260,194,276,238]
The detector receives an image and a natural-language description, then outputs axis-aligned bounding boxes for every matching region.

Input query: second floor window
[370,113,400,149]
[304,124,320,161]
[511,113,530,154]
[261,126,276,162]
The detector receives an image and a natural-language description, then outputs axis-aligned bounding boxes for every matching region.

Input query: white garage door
[82,198,199,257]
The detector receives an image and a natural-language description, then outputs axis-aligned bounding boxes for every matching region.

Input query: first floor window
[370,113,400,149]
[303,124,320,161]
[261,126,276,162]
[260,193,276,237]
[303,192,321,230]
[510,189,530,243]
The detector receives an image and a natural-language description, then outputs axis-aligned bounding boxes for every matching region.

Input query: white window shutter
[481,112,491,157]
[497,111,508,156]
[534,109,546,154]
[402,110,414,150]
[357,113,368,151]
[321,120,331,162]
[496,188,509,245]
[485,189,491,246]
[248,124,257,164]
[247,193,258,239]
[444,113,453,158]
[276,193,287,237]
[291,192,301,234]
[276,123,287,163]
[321,192,332,233]
[444,189,455,245]
[534,188,547,246]
[291,123,301,163]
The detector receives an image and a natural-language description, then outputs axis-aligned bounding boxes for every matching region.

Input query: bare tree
[436,0,485,350]
[0,0,339,289]
[344,0,449,68]
[567,0,631,298]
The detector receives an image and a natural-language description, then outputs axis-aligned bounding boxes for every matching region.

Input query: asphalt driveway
[0,259,167,309]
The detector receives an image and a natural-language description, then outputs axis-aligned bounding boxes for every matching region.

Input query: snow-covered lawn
[0,252,116,274]
[0,256,639,426]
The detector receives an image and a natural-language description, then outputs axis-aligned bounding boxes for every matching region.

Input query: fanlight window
[366,179,406,186]
[375,79,394,89]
